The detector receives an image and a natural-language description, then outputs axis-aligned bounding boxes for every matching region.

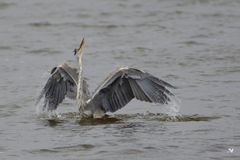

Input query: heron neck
[77,56,85,109]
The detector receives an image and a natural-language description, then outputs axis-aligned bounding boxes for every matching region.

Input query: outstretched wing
[36,63,78,111]
[88,67,176,113]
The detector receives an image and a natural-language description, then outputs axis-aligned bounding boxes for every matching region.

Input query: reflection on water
[41,112,220,127]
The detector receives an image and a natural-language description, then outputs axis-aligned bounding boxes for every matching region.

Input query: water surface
[1,0,240,159]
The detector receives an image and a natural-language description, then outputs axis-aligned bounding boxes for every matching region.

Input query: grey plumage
[85,67,176,113]
[37,39,176,117]
[37,65,175,114]
[37,63,89,111]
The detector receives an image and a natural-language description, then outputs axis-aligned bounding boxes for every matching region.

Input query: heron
[37,39,176,118]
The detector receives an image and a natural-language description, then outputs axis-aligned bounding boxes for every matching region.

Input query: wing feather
[36,64,78,111]
[128,79,152,102]
[88,68,176,113]
[136,79,167,103]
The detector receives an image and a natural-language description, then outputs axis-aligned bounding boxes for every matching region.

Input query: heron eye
[50,67,57,74]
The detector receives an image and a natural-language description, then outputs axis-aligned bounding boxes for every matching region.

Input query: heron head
[74,38,85,57]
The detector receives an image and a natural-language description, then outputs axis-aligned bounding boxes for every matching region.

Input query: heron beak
[74,38,85,56]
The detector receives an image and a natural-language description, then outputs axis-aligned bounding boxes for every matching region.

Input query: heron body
[37,39,176,118]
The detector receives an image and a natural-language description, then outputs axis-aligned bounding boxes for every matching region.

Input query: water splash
[35,96,62,121]
[161,95,181,117]
[35,92,216,125]
[35,96,45,115]
[35,72,60,116]
[35,95,51,115]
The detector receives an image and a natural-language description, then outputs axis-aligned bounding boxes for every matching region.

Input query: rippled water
[1,0,240,159]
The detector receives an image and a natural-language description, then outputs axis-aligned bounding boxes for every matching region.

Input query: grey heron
[37,39,176,118]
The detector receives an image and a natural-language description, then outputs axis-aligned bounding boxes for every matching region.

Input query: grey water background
[1,0,240,159]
